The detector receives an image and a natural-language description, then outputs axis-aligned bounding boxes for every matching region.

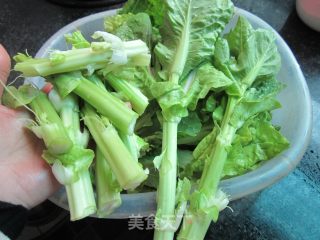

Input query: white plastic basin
[27,8,312,218]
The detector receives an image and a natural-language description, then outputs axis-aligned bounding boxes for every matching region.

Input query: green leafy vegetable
[3,2,291,237]
[223,112,289,178]
[182,63,233,111]
[178,112,202,138]
[105,13,152,47]
[178,16,287,240]
[120,0,165,27]
[152,1,234,239]
[155,0,234,82]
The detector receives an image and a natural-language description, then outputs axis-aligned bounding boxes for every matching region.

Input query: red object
[297,0,320,31]
[42,82,54,94]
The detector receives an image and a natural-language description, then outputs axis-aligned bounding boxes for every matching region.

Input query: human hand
[0,44,60,209]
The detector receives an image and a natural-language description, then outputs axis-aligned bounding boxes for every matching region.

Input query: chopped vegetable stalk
[105,73,149,115]
[118,131,139,161]
[85,71,143,172]
[154,120,179,240]
[95,147,122,217]
[178,190,229,240]
[2,85,95,217]
[177,97,237,240]
[85,72,142,161]
[85,74,107,90]
[74,79,138,135]
[66,170,96,221]
[47,87,64,112]
[52,72,138,135]
[29,91,73,154]
[155,178,191,233]
[55,93,96,221]
[199,97,237,192]
[58,93,89,146]
[14,36,150,77]
[82,104,148,190]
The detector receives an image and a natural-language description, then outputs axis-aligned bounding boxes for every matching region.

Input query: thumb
[0,44,11,97]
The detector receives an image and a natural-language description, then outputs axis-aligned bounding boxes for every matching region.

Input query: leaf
[252,121,290,157]
[202,95,217,113]
[213,38,231,67]
[155,0,234,81]
[153,148,166,170]
[225,16,253,57]
[120,0,148,14]
[178,111,202,138]
[2,84,40,109]
[173,178,191,229]
[229,97,281,129]
[182,63,232,111]
[135,100,160,134]
[43,145,94,168]
[104,13,134,33]
[193,128,219,161]
[182,128,219,177]
[244,76,283,102]
[223,113,289,178]
[214,17,281,97]
[212,105,224,123]
[150,81,187,120]
[176,178,191,204]
[177,150,194,171]
[136,135,150,157]
[104,13,153,47]
[42,146,94,184]
[120,0,165,27]
[230,20,280,92]
[139,154,159,189]
[135,111,154,131]
[233,30,281,85]
[144,130,162,150]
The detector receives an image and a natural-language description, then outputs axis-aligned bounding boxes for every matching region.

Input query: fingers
[0,44,11,97]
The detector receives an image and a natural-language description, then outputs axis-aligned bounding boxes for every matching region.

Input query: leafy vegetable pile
[2,0,290,239]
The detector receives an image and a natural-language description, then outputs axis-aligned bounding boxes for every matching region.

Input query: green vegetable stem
[82,103,148,190]
[177,16,287,240]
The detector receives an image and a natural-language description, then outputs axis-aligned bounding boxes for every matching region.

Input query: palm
[0,105,59,208]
